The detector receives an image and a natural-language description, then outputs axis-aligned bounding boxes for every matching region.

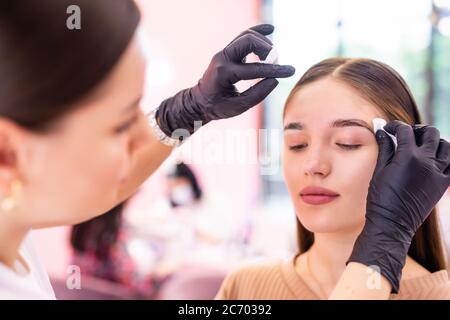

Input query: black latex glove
[156,24,295,136]
[347,120,450,293]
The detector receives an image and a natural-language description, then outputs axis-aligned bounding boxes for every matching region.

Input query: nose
[303,144,331,177]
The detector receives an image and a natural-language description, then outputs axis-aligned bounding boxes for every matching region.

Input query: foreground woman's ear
[0,119,26,215]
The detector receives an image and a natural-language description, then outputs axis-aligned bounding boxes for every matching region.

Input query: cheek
[335,148,378,196]
[24,133,131,226]
[282,147,302,195]
[332,147,378,222]
[79,135,131,196]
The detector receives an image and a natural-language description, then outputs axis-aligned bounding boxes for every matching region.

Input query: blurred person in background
[70,201,158,298]
[125,162,237,282]
[168,162,203,208]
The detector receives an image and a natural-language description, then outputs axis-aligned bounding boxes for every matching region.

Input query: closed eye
[288,143,362,151]
[289,144,306,151]
[114,115,139,134]
[336,143,362,150]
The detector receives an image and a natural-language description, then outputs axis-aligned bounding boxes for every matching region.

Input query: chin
[79,193,119,217]
[61,201,117,227]
[295,208,362,235]
[298,215,345,233]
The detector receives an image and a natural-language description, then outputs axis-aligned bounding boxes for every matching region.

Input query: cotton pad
[259,47,278,64]
[372,118,398,150]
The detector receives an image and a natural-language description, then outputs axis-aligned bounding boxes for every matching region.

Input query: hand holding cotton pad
[350,119,450,293]
[372,118,398,150]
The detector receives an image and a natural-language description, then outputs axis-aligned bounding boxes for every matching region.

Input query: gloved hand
[156,24,295,136]
[347,120,450,293]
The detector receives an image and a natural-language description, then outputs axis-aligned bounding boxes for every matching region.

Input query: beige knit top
[216,255,450,300]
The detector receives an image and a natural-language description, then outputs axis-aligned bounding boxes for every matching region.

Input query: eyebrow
[284,118,373,133]
[121,95,142,114]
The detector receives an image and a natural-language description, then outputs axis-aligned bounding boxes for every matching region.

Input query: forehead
[284,77,384,124]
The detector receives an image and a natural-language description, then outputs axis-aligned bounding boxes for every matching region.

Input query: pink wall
[135,0,263,209]
[35,0,263,278]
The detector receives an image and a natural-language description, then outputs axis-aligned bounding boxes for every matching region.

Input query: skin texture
[0,38,172,268]
[282,77,429,299]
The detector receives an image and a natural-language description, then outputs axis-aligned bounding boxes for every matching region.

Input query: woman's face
[17,38,146,228]
[282,77,386,234]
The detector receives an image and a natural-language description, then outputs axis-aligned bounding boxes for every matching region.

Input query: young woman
[216,57,450,300]
[0,1,295,299]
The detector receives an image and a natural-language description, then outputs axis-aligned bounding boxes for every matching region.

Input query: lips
[299,186,340,205]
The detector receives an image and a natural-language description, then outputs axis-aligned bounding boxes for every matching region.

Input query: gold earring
[1,179,22,211]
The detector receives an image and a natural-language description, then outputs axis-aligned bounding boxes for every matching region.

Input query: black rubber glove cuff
[347,211,415,293]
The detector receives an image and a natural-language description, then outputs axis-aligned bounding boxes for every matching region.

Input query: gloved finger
[436,139,450,172]
[229,25,274,63]
[373,130,396,177]
[230,63,295,82]
[234,78,279,109]
[247,29,273,46]
[249,24,274,36]
[231,24,274,42]
[412,125,428,146]
[224,33,272,62]
[232,27,274,47]
[436,138,450,159]
[238,29,274,63]
[384,120,416,153]
[417,125,441,156]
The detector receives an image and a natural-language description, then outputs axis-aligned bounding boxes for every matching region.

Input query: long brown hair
[285,57,447,272]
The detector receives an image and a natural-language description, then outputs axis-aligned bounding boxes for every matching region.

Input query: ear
[0,118,28,195]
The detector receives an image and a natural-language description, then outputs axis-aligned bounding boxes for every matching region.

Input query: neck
[307,226,363,287]
[0,212,29,270]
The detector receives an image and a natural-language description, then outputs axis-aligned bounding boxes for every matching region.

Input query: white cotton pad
[372,118,398,150]
[259,47,278,64]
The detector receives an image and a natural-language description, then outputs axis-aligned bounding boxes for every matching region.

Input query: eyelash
[289,143,362,151]
[115,116,138,134]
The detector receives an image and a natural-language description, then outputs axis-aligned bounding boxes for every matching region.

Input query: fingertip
[284,65,296,77]
[260,77,279,92]
[250,24,274,35]
[273,65,296,78]
[375,129,387,143]
[240,78,279,104]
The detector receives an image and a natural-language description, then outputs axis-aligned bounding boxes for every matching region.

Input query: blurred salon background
[33,0,450,299]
